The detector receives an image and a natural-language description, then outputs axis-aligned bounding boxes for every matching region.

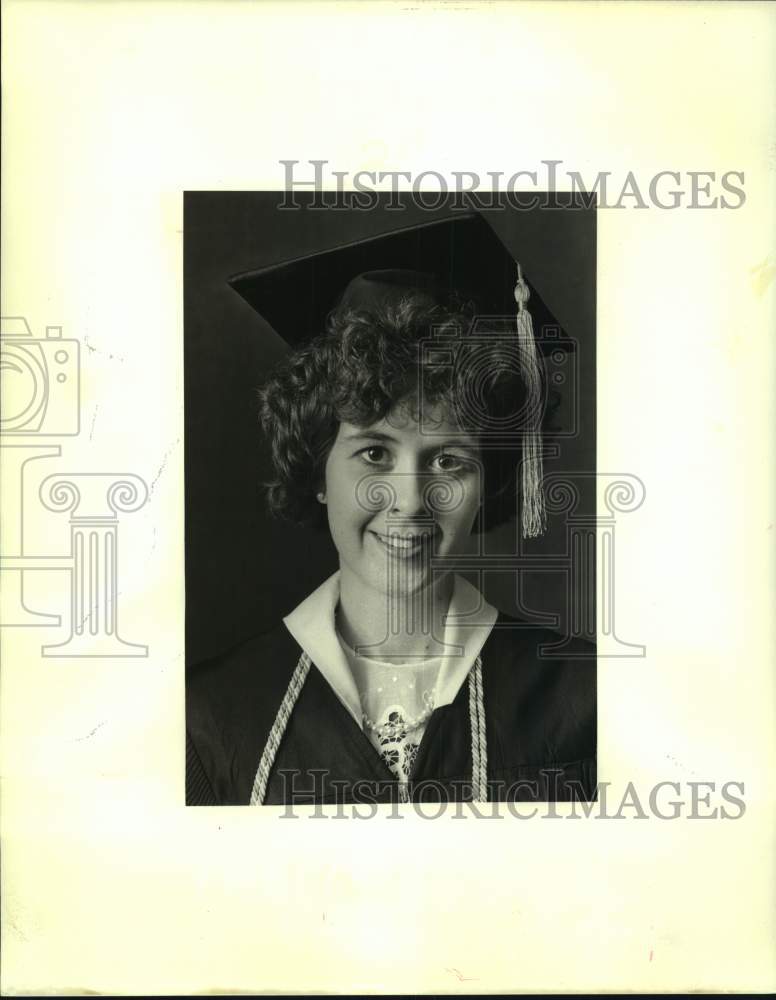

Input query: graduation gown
[186,574,596,805]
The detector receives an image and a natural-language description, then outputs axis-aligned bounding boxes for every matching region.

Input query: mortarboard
[228,211,571,354]
[228,211,569,538]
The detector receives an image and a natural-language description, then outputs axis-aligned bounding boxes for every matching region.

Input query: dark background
[184,192,596,665]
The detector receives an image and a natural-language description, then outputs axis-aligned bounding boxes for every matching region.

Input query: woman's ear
[316,491,327,504]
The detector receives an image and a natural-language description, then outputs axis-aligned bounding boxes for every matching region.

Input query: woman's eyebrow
[342,430,399,443]
[432,437,480,452]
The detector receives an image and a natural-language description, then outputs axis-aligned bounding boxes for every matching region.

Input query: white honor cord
[250,650,312,805]
[468,655,488,802]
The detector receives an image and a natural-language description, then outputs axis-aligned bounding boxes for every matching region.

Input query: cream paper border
[2,0,775,993]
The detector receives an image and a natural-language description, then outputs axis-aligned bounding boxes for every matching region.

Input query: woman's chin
[362,559,449,601]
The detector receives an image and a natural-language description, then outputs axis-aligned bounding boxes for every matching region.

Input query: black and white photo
[185,192,597,806]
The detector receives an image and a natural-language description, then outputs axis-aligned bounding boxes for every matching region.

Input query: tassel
[514,263,546,538]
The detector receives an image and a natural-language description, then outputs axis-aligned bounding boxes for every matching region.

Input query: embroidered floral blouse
[337,634,443,787]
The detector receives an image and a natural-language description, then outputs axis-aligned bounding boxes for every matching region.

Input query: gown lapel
[269,571,498,803]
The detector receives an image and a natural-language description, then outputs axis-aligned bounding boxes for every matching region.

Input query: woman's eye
[432,453,468,473]
[359,445,388,465]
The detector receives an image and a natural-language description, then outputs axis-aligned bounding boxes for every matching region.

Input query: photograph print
[184,191,596,806]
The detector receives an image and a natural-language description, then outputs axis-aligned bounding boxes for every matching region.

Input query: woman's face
[322,401,482,598]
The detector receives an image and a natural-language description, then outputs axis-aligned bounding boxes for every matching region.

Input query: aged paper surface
[2,0,775,993]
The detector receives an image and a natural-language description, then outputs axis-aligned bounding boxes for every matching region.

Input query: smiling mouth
[370,531,434,557]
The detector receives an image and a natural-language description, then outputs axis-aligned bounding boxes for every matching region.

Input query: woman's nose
[388,471,429,516]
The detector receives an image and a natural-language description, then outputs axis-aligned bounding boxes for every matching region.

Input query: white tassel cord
[514,263,546,539]
[250,651,312,805]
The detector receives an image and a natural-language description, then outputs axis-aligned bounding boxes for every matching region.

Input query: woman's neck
[337,570,455,660]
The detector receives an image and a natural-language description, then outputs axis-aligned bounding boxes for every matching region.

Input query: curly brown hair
[256,294,550,531]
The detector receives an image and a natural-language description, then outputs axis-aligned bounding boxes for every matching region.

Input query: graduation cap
[228,212,571,353]
[228,211,567,538]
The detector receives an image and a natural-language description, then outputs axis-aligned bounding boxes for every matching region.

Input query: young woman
[186,212,596,805]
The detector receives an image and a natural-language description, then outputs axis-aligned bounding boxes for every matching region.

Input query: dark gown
[186,612,597,805]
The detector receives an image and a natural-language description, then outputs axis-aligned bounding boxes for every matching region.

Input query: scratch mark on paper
[73,721,106,742]
[447,967,478,982]
[83,335,126,362]
[6,913,29,943]
[149,438,180,497]
[750,256,776,297]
